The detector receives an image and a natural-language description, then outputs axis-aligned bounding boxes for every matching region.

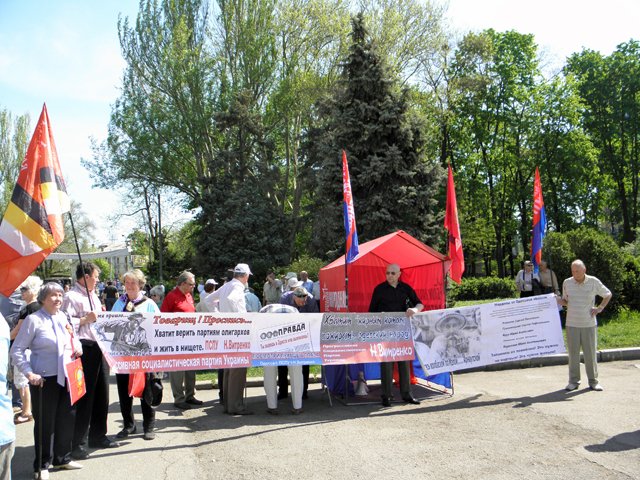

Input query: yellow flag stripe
[2,202,56,251]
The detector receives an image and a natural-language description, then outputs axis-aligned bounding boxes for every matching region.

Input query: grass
[195,300,640,381]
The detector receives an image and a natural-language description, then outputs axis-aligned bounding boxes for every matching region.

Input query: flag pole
[67,210,95,311]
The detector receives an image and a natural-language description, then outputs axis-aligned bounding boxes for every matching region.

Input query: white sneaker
[34,470,49,479]
[565,383,579,391]
[58,461,83,470]
[590,383,604,391]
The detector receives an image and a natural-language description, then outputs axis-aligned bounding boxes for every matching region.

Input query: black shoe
[71,447,89,460]
[402,396,421,405]
[277,391,288,400]
[381,396,392,407]
[116,425,137,439]
[185,397,203,406]
[174,402,192,410]
[88,437,119,449]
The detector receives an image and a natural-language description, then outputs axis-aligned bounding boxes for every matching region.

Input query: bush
[622,255,640,311]
[450,276,518,301]
[566,227,626,312]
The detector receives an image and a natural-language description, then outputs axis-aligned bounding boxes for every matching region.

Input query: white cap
[285,272,297,280]
[288,277,302,289]
[205,278,218,285]
[234,263,252,275]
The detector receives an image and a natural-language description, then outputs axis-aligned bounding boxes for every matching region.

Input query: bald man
[368,264,423,406]
[557,259,611,392]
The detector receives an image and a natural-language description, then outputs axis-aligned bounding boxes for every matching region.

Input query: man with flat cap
[368,263,423,406]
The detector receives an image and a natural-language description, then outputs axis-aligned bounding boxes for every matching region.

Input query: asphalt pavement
[10,356,640,480]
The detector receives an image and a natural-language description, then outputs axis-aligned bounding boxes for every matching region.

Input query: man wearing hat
[208,263,253,415]
[368,263,423,407]
[515,261,540,298]
[278,285,319,400]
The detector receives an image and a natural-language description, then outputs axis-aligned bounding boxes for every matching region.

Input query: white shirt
[562,275,612,328]
[207,278,247,313]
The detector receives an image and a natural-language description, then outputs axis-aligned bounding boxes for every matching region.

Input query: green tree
[308,14,444,258]
[566,41,640,242]
[0,108,30,214]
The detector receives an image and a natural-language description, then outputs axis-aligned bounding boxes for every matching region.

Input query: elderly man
[369,263,423,406]
[557,260,612,392]
[208,263,253,415]
[299,271,314,293]
[63,262,118,459]
[161,271,202,410]
[538,260,560,295]
[263,271,283,305]
[515,260,540,298]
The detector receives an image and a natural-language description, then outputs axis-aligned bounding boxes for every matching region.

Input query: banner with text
[411,294,565,375]
[91,310,413,373]
[319,312,414,364]
[92,311,325,373]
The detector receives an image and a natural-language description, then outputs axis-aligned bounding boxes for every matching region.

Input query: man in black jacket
[369,263,423,407]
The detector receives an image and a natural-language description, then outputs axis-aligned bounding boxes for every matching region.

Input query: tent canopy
[319,230,446,313]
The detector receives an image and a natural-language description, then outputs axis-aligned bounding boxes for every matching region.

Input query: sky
[1,0,639,245]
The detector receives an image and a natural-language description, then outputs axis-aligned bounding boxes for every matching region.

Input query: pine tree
[307,14,444,259]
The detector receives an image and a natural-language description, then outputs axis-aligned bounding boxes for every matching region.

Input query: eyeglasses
[185,282,196,287]
[386,271,399,275]
[295,294,308,298]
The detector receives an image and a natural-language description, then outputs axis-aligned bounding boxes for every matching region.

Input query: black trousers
[30,377,75,471]
[72,341,110,449]
[116,373,155,431]
[278,365,310,394]
[380,360,411,399]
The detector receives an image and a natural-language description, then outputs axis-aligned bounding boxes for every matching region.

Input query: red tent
[319,230,447,313]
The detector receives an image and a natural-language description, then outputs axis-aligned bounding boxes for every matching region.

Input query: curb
[195,348,640,389]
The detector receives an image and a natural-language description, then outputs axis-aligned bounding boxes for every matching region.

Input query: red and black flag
[0,104,69,296]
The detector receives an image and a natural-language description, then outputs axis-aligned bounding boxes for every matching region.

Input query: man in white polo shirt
[558,259,612,392]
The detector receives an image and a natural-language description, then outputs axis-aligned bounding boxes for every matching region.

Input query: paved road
[11,360,640,480]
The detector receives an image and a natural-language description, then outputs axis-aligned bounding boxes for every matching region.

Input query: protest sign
[411,294,565,375]
[320,312,414,364]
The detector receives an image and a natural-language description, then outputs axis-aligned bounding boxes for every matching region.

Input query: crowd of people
[0,258,611,479]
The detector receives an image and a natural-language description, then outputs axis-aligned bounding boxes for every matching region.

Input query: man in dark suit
[368,263,423,407]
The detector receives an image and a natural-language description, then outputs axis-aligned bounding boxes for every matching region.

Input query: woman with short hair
[111,269,160,441]
[11,282,84,479]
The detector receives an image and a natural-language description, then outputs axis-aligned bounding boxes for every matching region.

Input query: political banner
[320,312,414,365]
[411,294,565,375]
[92,311,323,373]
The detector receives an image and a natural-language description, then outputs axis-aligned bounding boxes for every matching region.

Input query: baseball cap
[234,263,253,275]
[205,278,218,285]
[287,277,302,289]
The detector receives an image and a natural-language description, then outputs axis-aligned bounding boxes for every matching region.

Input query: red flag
[0,104,69,296]
[444,164,464,283]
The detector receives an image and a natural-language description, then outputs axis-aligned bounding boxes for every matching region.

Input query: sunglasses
[386,271,399,275]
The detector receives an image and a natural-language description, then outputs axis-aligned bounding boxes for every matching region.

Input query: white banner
[411,294,566,375]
